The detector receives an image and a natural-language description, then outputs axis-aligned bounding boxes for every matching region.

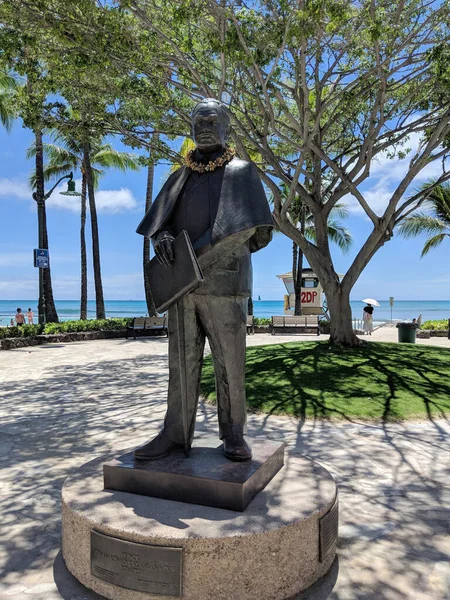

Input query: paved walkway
[0,335,449,599]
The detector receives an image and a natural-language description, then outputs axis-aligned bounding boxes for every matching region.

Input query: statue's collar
[193,147,226,165]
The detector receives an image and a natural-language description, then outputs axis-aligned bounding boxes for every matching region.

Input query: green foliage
[253,317,271,326]
[0,318,132,339]
[43,318,132,334]
[421,319,449,331]
[0,324,43,339]
[319,319,331,333]
[397,181,450,257]
[201,341,450,420]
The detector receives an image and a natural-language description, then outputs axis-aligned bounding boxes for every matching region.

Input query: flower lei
[185,146,236,173]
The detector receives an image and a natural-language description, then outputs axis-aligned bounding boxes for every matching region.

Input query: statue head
[191,98,230,153]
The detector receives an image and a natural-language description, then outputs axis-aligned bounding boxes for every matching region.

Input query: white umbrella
[362,298,380,307]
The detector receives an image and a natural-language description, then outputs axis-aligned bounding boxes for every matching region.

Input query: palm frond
[329,203,349,220]
[421,233,450,257]
[326,220,353,252]
[26,142,79,167]
[304,225,316,242]
[93,147,140,171]
[49,131,83,155]
[397,213,448,238]
[0,96,15,131]
[28,163,75,189]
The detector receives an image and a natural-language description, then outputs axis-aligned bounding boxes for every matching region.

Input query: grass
[200,341,450,421]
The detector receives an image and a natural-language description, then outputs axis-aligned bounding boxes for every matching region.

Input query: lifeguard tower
[277,268,325,316]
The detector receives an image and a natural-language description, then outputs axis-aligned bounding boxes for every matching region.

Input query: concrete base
[62,450,338,600]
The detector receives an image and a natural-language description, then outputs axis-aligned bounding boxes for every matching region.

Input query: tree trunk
[41,205,59,323]
[326,286,361,346]
[291,242,297,313]
[83,142,105,320]
[248,296,253,315]
[294,248,303,315]
[143,157,157,317]
[294,208,306,316]
[80,171,88,320]
[35,129,58,323]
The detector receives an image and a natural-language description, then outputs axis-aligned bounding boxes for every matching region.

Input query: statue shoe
[222,434,252,461]
[134,431,183,461]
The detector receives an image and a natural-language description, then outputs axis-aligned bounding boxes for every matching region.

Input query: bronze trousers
[163,294,248,444]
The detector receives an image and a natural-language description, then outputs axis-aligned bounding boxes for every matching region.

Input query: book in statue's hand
[147,230,204,313]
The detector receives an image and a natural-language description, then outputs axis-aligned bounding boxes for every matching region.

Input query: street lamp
[33,172,81,325]
[60,177,82,197]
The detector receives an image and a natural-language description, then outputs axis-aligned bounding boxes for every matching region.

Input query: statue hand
[154,232,175,266]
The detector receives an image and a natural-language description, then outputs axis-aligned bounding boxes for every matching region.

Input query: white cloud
[46,181,139,214]
[95,188,139,213]
[0,178,31,201]
[0,252,31,267]
[0,277,36,294]
[346,138,449,219]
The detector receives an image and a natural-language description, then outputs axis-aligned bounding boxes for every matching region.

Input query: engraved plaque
[319,495,338,562]
[91,530,182,596]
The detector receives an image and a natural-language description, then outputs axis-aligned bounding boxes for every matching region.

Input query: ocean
[0,299,448,326]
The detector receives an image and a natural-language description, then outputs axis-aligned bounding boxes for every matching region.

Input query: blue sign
[34,249,49,268]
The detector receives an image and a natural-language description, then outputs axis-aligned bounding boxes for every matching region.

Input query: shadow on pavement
[54,550,106,599]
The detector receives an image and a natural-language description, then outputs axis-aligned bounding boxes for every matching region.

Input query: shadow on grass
[201,341,450,422]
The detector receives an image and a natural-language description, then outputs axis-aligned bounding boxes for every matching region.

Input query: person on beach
[26,308,34,324]
[9,318,14,327]
[15,308,25,326]
[363,303,374,335]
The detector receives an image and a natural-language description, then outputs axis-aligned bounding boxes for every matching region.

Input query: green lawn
[200,341,450,421]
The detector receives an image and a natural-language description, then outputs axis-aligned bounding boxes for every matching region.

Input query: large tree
[123,0,450,345]
[5,0,450,344]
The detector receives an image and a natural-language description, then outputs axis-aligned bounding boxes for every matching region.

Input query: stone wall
[0,329,130,351]
[417,330,449,339]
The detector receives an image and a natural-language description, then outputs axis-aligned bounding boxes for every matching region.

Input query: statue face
[192,105,228,153]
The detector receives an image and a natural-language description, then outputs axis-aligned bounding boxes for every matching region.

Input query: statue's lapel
[136,166,190,237]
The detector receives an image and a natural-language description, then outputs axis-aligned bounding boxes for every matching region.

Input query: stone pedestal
[62,448,338,600]
[103,440,285,511]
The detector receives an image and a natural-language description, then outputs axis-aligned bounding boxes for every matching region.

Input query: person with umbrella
[362,298,380,335]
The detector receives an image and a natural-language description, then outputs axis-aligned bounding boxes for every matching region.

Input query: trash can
[396,322,418,343]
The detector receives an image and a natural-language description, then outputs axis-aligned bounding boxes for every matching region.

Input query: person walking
[363,303,374,335]
[15,308,26,327]
[26,308,34,324]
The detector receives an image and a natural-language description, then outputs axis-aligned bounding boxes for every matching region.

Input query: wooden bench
[246,315,255,335]
[126,316,168,339]
[271,315,320,335]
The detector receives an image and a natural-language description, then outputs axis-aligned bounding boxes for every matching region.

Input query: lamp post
[33,172,81,325]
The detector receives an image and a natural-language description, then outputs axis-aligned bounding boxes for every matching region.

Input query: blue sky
[0,122,449,303]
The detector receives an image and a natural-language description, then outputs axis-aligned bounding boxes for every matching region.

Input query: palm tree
[28,134,140,319]
[280,184,352,315]
[397,181,450,256]
[143,134,159,317]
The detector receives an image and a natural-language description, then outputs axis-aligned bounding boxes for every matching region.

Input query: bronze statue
[135,98,273,461]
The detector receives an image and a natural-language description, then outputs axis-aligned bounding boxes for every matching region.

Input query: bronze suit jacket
[136,158,274,297]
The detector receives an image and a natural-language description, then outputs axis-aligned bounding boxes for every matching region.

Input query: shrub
[43,317,132,334]
[0,324,43,339]
[319,319,331,333]
[421,319,449,330]
[1,318,132,339]
[253,317,271,326]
